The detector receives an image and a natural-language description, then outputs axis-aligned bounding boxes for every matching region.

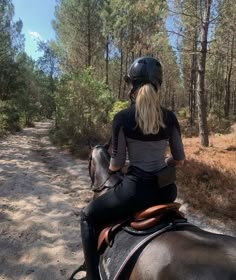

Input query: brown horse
[73,144,236,280]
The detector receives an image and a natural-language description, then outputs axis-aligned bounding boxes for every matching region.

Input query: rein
[92,174,113,193]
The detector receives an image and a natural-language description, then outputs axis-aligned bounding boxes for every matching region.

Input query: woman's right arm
[167,115,185,167]
[165,155,184,167]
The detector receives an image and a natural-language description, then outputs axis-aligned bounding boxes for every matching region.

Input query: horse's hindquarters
[129,228,236,280]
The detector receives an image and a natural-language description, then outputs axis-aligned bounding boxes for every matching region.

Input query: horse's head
[88,144,122,199]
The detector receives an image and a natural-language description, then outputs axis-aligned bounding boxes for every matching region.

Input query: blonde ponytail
[135,84,165,134]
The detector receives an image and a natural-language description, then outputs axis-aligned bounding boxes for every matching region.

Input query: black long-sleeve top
[110,104,185,172]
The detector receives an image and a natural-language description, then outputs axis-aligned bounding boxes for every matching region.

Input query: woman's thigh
[84,175,142,226]
[84,176,177,228]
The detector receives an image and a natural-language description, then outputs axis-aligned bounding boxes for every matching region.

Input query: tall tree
[37,41,58,94]
[172,0,202,127]
[197,0,212,147]
[53,0,104,73]
[36,41,59,118]
[171,0,218,144]
[107,0,167,97]
[206,0,236,120]
[0,0,24,101]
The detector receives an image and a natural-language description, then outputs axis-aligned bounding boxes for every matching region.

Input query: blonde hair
[135,84,165,134]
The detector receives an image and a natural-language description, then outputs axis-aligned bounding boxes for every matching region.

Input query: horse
[71,144,236,280]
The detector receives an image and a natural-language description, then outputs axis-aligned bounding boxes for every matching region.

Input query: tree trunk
[118,35,123,99]
[130,18,135,62]
[224,34,234,118]
[189,3,198,128]
[189,50,197,127]
[122,50,128,99]
[105,34,109,85]
[171,90,175,112]
[197,0,211,147]
[87,0,91,67]
[233,85,236,116]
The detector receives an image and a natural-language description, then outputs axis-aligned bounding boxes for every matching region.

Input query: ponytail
[135,84,165,134]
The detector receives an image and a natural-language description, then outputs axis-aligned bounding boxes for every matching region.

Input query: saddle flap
[133,202,181,220]
[97,227,110,251]
[97,219,129,251]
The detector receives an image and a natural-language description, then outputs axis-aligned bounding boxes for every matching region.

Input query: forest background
[1,0,236,144]
[0,0,236,227]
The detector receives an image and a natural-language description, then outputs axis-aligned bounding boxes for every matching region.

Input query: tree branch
[167,8,201,21]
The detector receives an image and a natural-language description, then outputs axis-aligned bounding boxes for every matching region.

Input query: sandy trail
[0,122,234,280]
[0,122,91,280]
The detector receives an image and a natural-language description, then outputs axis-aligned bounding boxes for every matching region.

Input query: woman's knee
[80,207,93,224]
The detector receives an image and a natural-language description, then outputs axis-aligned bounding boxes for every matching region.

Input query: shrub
[0,100,21,132]
[54,67,115,145]
[108,100,129,122]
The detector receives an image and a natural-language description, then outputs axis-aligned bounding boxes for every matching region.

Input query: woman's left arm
[109,113,127,172]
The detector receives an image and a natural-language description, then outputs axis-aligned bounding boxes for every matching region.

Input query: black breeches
[83,172,177,232]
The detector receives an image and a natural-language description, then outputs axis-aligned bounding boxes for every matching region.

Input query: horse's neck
[95,167,121,188]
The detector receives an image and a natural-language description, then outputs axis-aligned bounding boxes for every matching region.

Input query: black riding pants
[83,169,177,231]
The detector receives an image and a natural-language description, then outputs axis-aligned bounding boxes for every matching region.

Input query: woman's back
[111,104,185,172]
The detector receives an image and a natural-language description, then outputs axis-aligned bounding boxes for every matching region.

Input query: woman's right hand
[165,156,185,167]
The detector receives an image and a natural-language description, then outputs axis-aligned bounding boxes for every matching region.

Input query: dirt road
[0,122,91,280]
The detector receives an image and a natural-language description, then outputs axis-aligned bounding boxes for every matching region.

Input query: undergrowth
[176,126,236,232]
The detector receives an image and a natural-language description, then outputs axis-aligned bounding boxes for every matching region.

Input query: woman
[80,56,185,280]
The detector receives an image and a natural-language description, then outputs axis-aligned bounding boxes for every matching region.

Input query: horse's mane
[93,145,111,166]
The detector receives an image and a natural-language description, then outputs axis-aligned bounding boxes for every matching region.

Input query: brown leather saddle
[97,202,183,251]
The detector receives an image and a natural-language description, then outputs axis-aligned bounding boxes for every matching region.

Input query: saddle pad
[99,221,189,280]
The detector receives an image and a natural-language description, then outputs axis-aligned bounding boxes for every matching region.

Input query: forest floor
[177,124,236,235]
[0,121,235,280]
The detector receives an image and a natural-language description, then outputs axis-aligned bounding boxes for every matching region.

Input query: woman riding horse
[80,56,185,280]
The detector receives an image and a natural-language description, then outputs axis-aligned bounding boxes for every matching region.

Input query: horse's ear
[88,139,95,149]
[104,143,109,150]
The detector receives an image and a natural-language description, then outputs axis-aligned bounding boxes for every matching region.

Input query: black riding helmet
[125,57,162,98]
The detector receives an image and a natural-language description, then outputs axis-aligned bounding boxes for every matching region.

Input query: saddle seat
[97,202,183,251]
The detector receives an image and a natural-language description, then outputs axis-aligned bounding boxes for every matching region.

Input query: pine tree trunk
[122,50,128,99]
[87,0,91,67]
[197,0,211,147]
[224,34,234,118]
[233,86,236,116]
[118,35,123,99]
[189,6,198,128]
[189,51,197,127]
[105,34,109,85]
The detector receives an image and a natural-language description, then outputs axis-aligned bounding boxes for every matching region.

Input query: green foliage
[51,0,189,149]
[0,100,21,132]
[108,100,129,121]
[0,50,58,134]
[53,0,104,71]
[55,67,115,144]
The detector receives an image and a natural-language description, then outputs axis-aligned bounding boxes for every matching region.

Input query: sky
[12,0,57,60]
